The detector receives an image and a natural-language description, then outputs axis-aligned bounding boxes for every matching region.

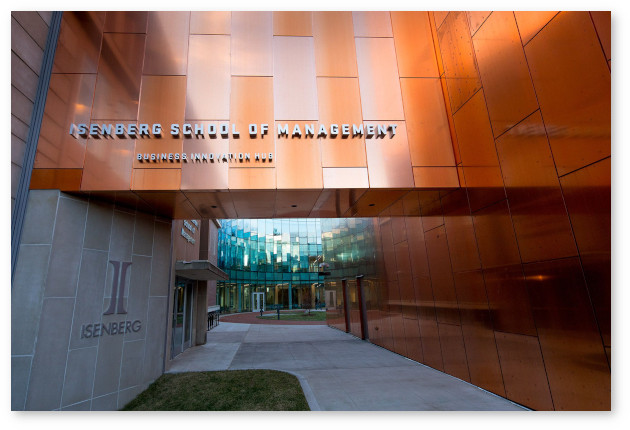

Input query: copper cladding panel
[186,35,230,120]
[183,191,236,219]
[275,121,323,189]
[590,11,611,61]
[231,12,273,76]
[391,12,439,78]
[424,226,459,326]
[104,11,147,33]
[91,33,146,120]
[30,168,83,191]
[472,199,521,269]
[348,189,406,217]
[405,217,430,277]
[365,122,413,188]
[494,331,554,410]
[524,258,610,410]
[144,12,190,76]
[442,189,481,272]
[82,132,134,191]
[135,75,187,169]
[134,191,199,219]
[400,78,454,166]
[496,112,577,263]
[190,12,231,35]
[420,197,443,232]
[230,190,277,218]
[53,11,105,74]
[473,12,539,137]
[312,12,357,77]
[525,12,610,175]
[273,36,319,120]
[228,168,276,190]
[514,11,558,45]
[229,77,274,164]
[415,276,444,371]
[275,190,322,218]
[437,323,470,382]
[453,89,499,167]
[438,11,482,113]
[180,121,230,190]
[467,11,491,36]
[317,77,366,167]
[131,168,181,191]
[310,188,366,218]
[355,38,405,120]
[433,12,449,30]
[412,167,459,189]
[35,73,96,168]
[322,168,369,189]
[461,166,505,213]
[352,11,393,37]
[273,12,313,36]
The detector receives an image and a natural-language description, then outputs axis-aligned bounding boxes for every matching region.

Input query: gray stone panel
[25,298,75,410]
[119,340,145,389]
[124,255,151,341]
[70,249,109,350]
[61,347,98,407]
[150,221,172,297]
[83,199,113,251]
[44,196,88,298]
[109,209,135,263]
[90,392,118,411]
[133,211,155,256]
[20,189,59,245]
[11,356,32,410]
[143,296,168,382]
[118,385,144,410]
[62,400,92,411]
[12,244,50,355]
[92,313,125,397]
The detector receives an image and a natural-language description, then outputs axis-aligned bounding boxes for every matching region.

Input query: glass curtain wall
[216,218,325,313]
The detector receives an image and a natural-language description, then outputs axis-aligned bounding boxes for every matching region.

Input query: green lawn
[257,311,327,322]
[121,370,310,411]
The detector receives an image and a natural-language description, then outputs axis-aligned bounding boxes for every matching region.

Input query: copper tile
[144,12,189,76]
[180,121,230,190]
[365,121,414,188]
[355,38,405,120]
[525,12,610,175]
[473,12,539,137]
[35,73,96,169]
[186,35,230,120]
[273,36,319,120]
[228,168,276,190]
[494,331,554,410]
[183,191,236,219]
[82,131,134,191]
[514,11,558,45]
[322,168,369,189]
[230,190,276,218]
[352,11,392,37]
[438,11,481,113]
[413,167,459,189]
[53,11,105,74]
[590,11,611,61]
[313,12,357,77]
[190,11,231,35]
[273,12,312,36]
[231,12,273,76]
[275,121,322,189]
[135,75,187,170]
[391,12,439,78]
[453,89,499,166]
[104,11,147,33]
[229,77,274,165]
[425,226,459,325]
[401,78,454,166]
[438,323,470,382]
[467,11,491,36]
[275,190,322,218]
[496,112,577,262]
[317,77,366,167]
[442,189,481,272]
[91,33,146,120]
[29,168,83,191]
[131,168,180,190]
[472,199,521,269]
[461,166,506,213]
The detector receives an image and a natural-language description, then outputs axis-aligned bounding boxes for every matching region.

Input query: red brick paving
[219,310,326,325]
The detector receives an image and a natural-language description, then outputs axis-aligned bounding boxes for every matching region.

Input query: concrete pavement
[167,322,529,411]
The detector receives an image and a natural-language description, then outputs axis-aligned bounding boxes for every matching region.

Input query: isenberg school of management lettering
[11,11,610,411]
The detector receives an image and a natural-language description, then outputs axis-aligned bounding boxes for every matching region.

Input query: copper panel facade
[230,190,277,218]
[275,121,323,189]
[473,12,539,137]
[405,218,430,278]
[461,166,505,213]
[524,12,610,176]
[364,122,413,188]
[273,12,312,36]
[453,89,499,167]
[467,11,491,36]
[143,12,189,76]
[424,226,459,326]
[524,258,610,410]
[322,168,369,189]
[514,11,558,45]
[273,36,319,120]
[82,135,134,191]
[391,12,439,78]
[352,11,393,37]
[442,189,481,272]
[186,35,230,120]
[590,11,611,61]
[35,73,96,168]
[472,200,521,269]
[29,168,83,191]
[355,38,405,120]
[180,121,230,191]
[53,11,105,74]
[313,12,357,77]
[275,190,322,218]
[183,191,236,219]
[420,198,443,232]
[231,12,273,76]
[228,168,276,190]
[496,112,577,262]
[400,78,454,166]
[104,11,147,33]
[317,77,366,167]
[437,323,470,382]
[311,189,366,218]
[190,11,231,35]
[412,167,459,189]
[131,168,181,191]
[91,33,146,120]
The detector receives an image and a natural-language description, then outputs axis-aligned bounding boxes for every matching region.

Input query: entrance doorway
[171,278,194,358]
[252,292,265,312]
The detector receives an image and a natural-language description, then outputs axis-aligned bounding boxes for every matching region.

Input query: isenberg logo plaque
[80,260,142,339]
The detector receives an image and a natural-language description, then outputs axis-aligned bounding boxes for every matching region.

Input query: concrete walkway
[167,322,528,411]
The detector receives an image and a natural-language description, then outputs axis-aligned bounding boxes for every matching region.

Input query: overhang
[175,260,229,281]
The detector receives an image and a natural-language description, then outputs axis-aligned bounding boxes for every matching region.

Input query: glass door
[172,278,195,358]
[252,292,265,312]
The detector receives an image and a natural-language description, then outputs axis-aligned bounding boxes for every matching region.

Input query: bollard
[277,307,280,320]
[260,308,263,317]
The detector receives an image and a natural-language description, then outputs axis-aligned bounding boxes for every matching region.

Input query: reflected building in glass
[216,219,325,312]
